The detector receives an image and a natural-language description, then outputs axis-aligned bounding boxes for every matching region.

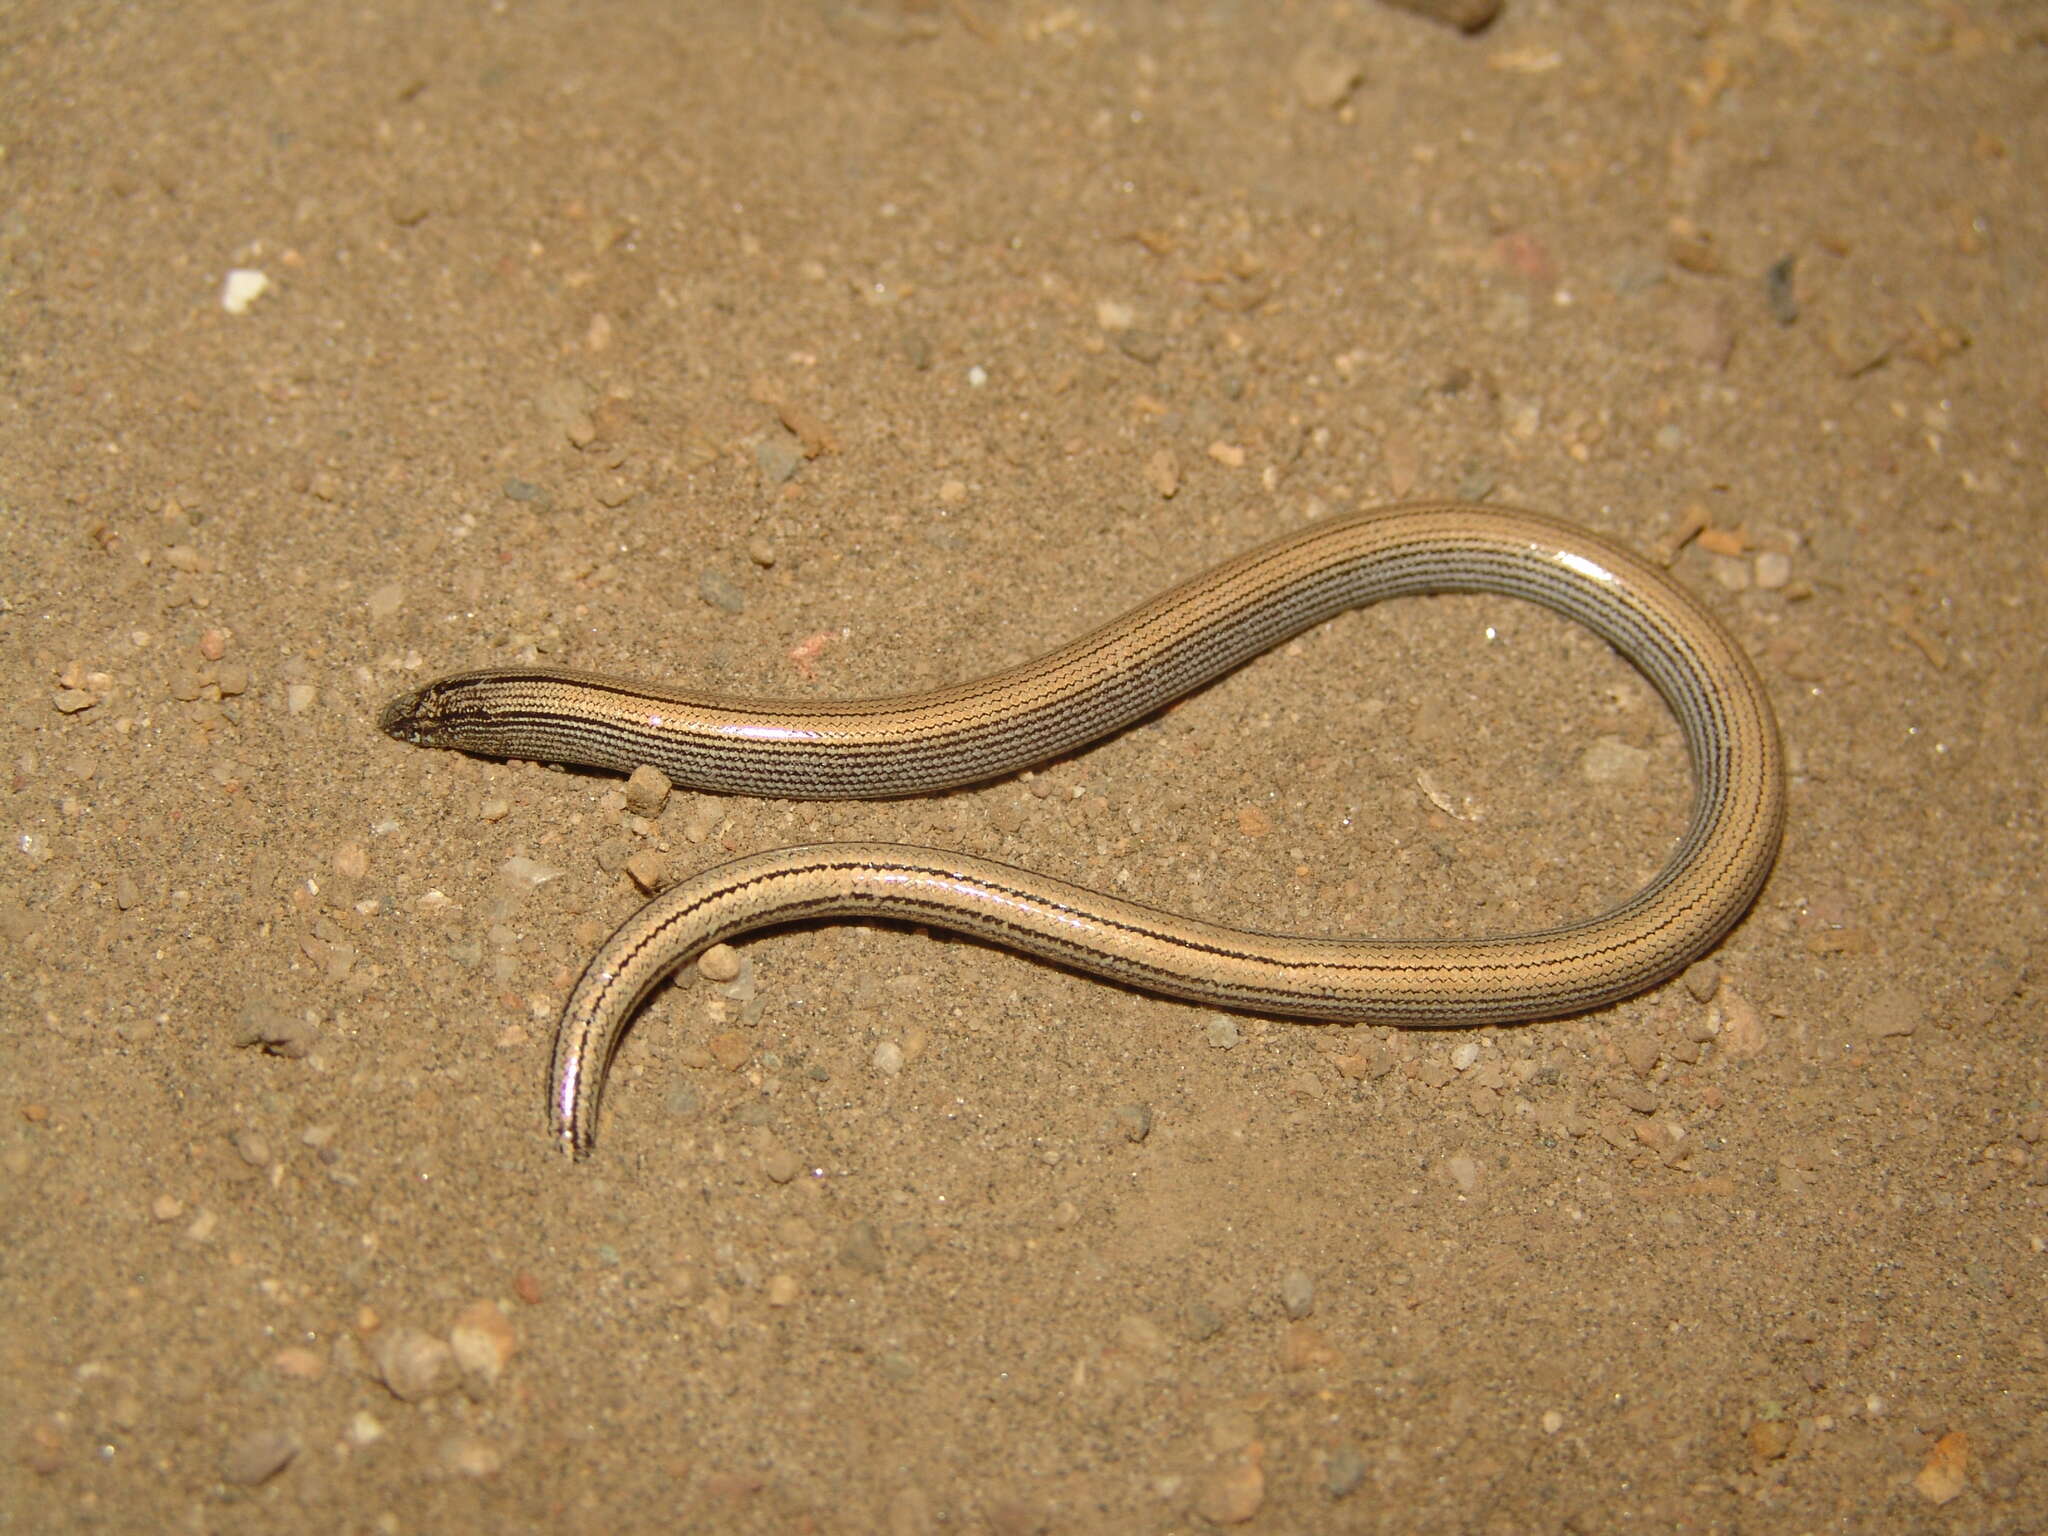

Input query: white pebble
[221,268,271,314]
[499,856,564,890]
[1450,1041,1481,1071]
[872,1041,904,1076]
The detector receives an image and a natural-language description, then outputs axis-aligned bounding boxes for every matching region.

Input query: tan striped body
[381,504,1785,1157]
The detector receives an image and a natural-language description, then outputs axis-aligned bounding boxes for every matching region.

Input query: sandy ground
[4,1,2045,1530]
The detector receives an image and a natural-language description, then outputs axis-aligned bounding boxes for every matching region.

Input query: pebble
[1754,549,1793,590]
[346,1411,385,1447]
[231,1127,271,1167]
[838,1221,886,1276]
[1144,448,1180,499]
[232,999,320,1059]
[476,795,513,823]
[1914,1431,1968,1503]
[1581,735,1651,785]
[699,568,746,613]
[52,689,97,714]
[1622,1037,1661,1077]
[986,1501,1046,1536]
[1118,1314,1171,1357]
[1194,1448,1266,1524]
[366,583,406,621]
[1280,1269,1315,1319]
[1203,1015,1241,1050]
[1681,958,1721,1001]
[682,795,723,844]
[1863,985,1922,1038]
[1379,0,1500,30]
[1672,295,1737,368]
[441,1434,504,1479]
[1606,1079,1659,1115]
[272,1346,325,1380]
[1291,43,1362,109]
[872,1041,905,1076]
[766,1273,800,1306]
[624,764,672,816]
[1115,1103,1152,1143]
[624,849,668,894]
[199,629,227,662]
[747,538,778,567]
[761,1146,802,1184]
[369,1326,459,1401]
[1715,990,1768,1056]
[707,1031,752,1071]
[1325,1445,1367,1498]
[500,856,564,890]
[1445,1153,1481,1193]
[1117,329,1167,366]
[755,437,803,485]
[19,1418,64,1475]
[1746,1418,1795,1464]
[220,268,270,315]
[1279,1322,1339,1371]
[1449,1041,1480,1072]
[285,683,317,715]
[698,943,742,982]
[449,1300,517,1392]
[1186,1300,1226,1341]
[150,1194,184,1222]
[219,1427,298,1485]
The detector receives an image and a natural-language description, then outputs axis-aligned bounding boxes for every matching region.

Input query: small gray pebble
[838,1220,886,1276]
[1281,1268,1315,1319]
[755,437,803,484]
[1325,1444,1367,1499]
[1116,1103,1153,1143]
[1186,1300,1226,1342]
[698,569,746,614]
[1765,254,1800,325]
[1203,1014,1241,1050]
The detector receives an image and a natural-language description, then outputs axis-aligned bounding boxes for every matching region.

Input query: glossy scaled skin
[383,503,1785,1158]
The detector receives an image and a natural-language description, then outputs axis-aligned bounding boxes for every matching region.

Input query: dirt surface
[4,1,2046,1530]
